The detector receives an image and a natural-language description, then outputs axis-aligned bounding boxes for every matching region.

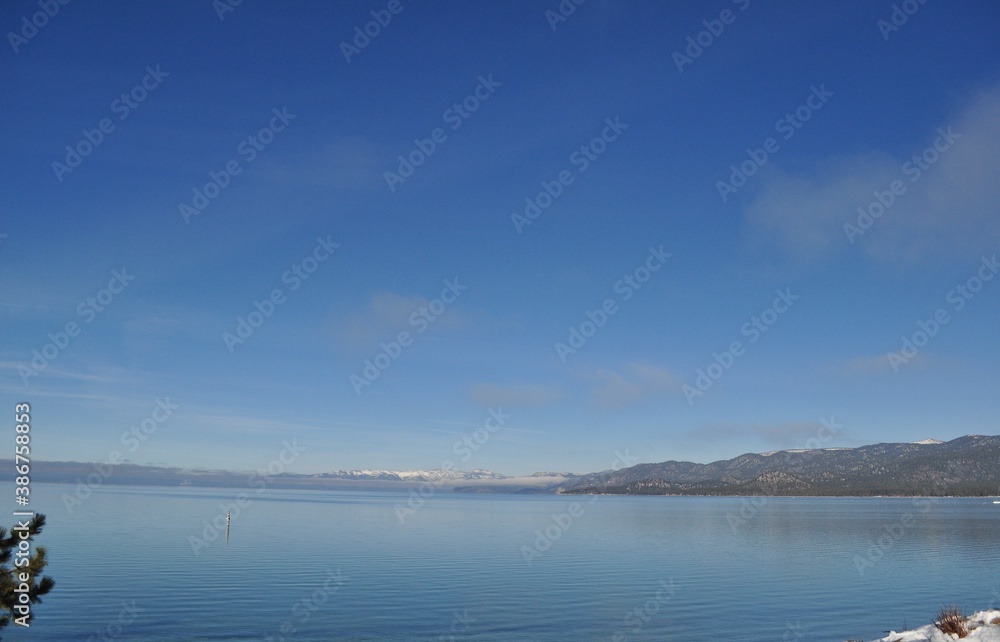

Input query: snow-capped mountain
[314,468,507,482]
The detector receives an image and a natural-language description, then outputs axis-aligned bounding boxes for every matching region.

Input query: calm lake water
[4,483,999,641]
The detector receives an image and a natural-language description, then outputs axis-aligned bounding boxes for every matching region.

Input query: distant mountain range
[8,460,571,493]
[561,435,1000,496]
[8,435,999,497]
[314,469,507,482]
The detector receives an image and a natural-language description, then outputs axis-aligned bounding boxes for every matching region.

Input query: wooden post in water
[226,510,231,545]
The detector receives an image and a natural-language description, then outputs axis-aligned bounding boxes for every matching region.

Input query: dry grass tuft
[934,605,968,638]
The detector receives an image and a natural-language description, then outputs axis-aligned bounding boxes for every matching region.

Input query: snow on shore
[873,610,1000,641]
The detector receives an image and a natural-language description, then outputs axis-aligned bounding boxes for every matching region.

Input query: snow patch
[873,610,1000,641]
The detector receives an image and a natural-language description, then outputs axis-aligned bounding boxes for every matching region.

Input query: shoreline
[870,609,1000,642]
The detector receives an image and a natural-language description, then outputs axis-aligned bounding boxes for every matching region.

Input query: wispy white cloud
[577,361,683,408]
[123,315,186,335]
[270,136,384,189]
[0,360,135,385]
[833,353,928,376]
[691,421,832,448]
[745,84,1000,264]
[337,291,467,349]
[468,381,564,407]
[485,426,550,447]
[0,387,127,403]
[183,410,325,436]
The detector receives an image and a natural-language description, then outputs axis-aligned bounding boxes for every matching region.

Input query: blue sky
[2,0,999,476]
